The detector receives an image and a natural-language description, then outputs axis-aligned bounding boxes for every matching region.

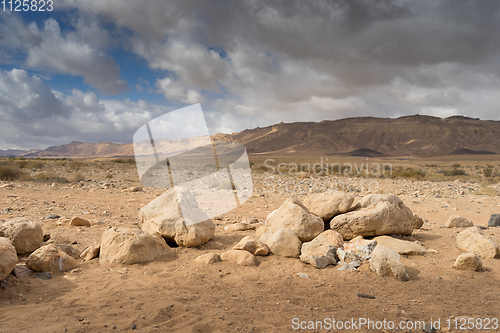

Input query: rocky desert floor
[0,156,500,333]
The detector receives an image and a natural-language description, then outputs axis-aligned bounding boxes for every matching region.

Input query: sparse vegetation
[111,158,135,164]
[0,165,30,180]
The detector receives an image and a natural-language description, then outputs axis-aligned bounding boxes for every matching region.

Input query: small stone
[223,223,256,232]
[131,324,137,330]
[488,214,500,227]
[445,216,474,228]
[69,217,91,227]
[369,245,408,281]
[453,253,482,271]
[297,272,310,279]
[221,250,257,266]
[45,214,60,220]
[194,252,221,265]
[423,323,437,333]
[80,244,100,261]
[337,262,356,270]
[232,236,270,256]
[12,265,33,278]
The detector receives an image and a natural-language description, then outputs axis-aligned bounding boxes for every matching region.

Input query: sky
[0,0,499,150]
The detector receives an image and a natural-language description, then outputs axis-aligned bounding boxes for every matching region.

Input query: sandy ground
[0,159,499,333]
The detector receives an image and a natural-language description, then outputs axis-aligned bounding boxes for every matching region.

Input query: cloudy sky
[1,0,499,150]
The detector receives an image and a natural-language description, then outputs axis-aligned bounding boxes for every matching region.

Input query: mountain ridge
[2,115,499,158]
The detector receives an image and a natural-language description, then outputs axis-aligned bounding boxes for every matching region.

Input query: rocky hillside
[232,115,500,156]
[5,115,500,158]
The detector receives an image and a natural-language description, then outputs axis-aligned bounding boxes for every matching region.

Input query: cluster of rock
[2,185,499,284]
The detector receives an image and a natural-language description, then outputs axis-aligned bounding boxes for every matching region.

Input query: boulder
[263,198,324,242]
[80,244,100,261]
[369,245,408,281]
[343,236,377,260]
[456,227,500,259]
[69,217,91,227]
[221,250,257,266]
[453,253,482,271]
[300,230,343,269]
[0,237,17,280]
[302,191,354,221]
[232,236,270,256]
[194,252,221,265]
[99,228,168,265]
[445,216,474,228]
[488,214,500,227]
[373,236,429,255]
[26,244,79,272]
[259,228,302,258]
[330,194,415,240]
[0,218,43,254]
[138,187,215,247]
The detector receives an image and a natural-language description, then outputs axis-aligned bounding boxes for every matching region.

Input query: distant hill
[230,115,500,157]
[4,115,500,158]
[0,149,40,157]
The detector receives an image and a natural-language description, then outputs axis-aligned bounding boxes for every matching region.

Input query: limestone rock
[232,236,270,256]
[59,244,80,259]
[80,244,100,261]
[413,213,424,229]
[99,227,168,265]
[0,218,43,254]
[300,230,343,269]
[121,186,143,193]
[0,237,17,280]
[138,187,215,247]
[488,214,500,227]
[343,236,377,260]
[221,250,257,266]
[369,245,408,281]
[456,227,500,259]
[224,223,255,232]
[263,198,324,242]
[302,191,354,221]
[259,228,302,258]
[26,244,79,272]
[12,265,33,278]
[194,252,221,265]
[453,253,482,271]
[445,216,474,228]
[373,236,429,255]
[70,217,91,227]
[330,194,415,240]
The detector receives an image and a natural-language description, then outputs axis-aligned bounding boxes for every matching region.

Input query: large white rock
[263,198,324,242]
[300,230,343,269]
[99,227,169,265]
[445,216,474,228]
[0,237,17,280]
[453,253,482,271]
[330,194,415,240]
[138,187,215,247]
[456,227,500,259]
[0,218,43,254]
[369,245,408,281]
[373,236,429,255]
[259,228,302,258]
[302,191,354,221]
[221,250,257,266]
[26,244,78,272]
[232,236,270,256]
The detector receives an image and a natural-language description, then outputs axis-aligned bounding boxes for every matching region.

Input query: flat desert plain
[0,155,499,333]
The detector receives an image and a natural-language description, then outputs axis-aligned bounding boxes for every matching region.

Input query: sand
[0,158,499,332]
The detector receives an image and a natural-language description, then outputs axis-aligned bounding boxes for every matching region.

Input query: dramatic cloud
[1,0,500,149]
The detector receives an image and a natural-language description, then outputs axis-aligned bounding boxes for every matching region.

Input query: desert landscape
[1,118,500,333]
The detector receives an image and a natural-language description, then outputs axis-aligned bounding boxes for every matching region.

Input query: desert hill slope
[6,115,500,158]
[232,115,500,157]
